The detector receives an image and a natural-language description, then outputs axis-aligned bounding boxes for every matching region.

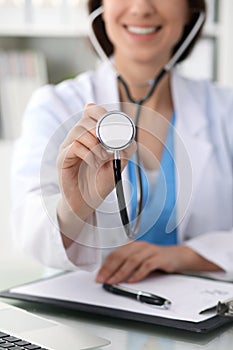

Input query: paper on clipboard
[7,271,233,323]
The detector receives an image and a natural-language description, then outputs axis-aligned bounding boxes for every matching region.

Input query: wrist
[179,245,223,272]
[57,197,94,248]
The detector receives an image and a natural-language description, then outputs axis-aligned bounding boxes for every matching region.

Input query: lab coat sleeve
[184,231,233,272]
[11,83,101,271]
[184,90,233,273]
[12,191,101,271]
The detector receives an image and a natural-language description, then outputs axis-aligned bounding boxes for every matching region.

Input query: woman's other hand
[96,241,222,284]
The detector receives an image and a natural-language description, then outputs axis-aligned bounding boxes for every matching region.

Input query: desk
[1,262,233,350]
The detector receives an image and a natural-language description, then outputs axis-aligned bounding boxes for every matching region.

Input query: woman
[12,0,233,283]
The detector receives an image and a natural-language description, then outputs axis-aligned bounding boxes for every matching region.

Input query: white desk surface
[1,262,233,350]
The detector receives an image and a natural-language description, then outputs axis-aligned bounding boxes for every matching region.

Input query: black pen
[103,283,171,309]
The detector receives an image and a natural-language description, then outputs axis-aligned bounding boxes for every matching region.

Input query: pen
[103,283,171,309]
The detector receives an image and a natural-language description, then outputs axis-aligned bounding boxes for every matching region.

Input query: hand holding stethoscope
[57,104,136,224]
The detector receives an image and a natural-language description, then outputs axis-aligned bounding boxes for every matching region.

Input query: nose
[129,0,156,17]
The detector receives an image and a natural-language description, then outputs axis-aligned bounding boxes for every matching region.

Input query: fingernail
[85,103,95,108]
[107,277,117,284]
[127,277,134,283]
[96,275,105,283]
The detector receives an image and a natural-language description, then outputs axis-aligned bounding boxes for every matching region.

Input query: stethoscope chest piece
[96,111,136,153]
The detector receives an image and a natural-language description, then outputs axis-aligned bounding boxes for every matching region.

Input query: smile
[126,25,161,35]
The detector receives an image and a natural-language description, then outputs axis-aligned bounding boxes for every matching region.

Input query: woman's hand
[57,104,136,221]
[96,241,222,284]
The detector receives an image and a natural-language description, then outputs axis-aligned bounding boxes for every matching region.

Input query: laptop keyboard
[0,331,48,350]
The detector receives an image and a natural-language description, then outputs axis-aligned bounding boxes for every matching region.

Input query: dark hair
[87,0,206,63]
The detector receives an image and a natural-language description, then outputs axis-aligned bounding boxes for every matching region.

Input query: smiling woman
[88,0,206,62]
[11,0,233,285]
[102,0,190,67]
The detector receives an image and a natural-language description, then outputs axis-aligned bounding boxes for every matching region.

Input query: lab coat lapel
[94,60,119,106]
[171,71,213,239]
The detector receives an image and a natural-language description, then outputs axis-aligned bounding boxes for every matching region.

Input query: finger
[95,242,145,283]
[95,243,136,283]
[104,255,143,284]
[63,121,111,165]
[61,117,97,149]
[95,253,126,283]
[105,243,157,284]
[127,256,160,283]
[83,103,108,123]
[78,127,108,162]
[59,140,99,169]
[62,118,111,165]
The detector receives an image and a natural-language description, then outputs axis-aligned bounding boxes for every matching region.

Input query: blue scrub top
[128,112,177,245]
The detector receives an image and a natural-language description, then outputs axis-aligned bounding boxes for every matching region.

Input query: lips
[125,25,162,35]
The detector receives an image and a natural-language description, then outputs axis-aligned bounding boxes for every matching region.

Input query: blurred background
[0,0,232,278]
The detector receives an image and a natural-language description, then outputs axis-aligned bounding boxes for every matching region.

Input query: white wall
[0,140,14,259]
[218,0,233,87]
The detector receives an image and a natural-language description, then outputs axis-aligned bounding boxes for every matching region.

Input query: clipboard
[0,270,233,333]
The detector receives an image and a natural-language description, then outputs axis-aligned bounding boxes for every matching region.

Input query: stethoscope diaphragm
[96,111,136,153]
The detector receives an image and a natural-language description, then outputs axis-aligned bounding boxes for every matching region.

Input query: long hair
[87,0,206,63]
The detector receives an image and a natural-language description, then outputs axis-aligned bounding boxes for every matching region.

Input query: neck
[116,60,173,119]
[115,56,165,87]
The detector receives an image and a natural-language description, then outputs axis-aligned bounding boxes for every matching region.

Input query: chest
[136,110,173,170]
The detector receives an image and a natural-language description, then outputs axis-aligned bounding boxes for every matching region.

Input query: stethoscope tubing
[113,157,133,238]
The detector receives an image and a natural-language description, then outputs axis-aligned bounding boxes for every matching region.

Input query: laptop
[0,300,110,349]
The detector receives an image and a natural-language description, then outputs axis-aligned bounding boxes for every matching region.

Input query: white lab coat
[11,60,233,272]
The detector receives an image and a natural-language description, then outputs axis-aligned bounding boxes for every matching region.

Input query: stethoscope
[89,6,205,239]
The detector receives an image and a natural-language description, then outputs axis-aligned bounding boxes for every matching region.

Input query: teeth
[127,26,158,35]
